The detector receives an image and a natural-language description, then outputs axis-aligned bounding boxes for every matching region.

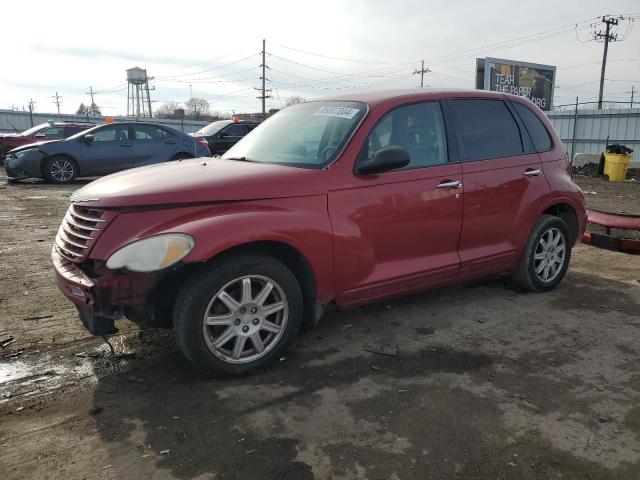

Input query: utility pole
[52,92,62,114]
[28,98,36,127]
[413,60,431,88]
[255,38,271,119]
[189,84,193,100]
[631,85,635,109]
[86,86,97,115]
[595,16,619,110]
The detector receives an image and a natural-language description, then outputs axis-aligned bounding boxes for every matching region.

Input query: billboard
[476,57,556,111]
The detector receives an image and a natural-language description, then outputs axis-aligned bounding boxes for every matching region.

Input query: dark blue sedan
[4,122,211,183]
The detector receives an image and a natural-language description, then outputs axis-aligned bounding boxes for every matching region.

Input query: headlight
[14,149,35,159]
[106,234,195,272]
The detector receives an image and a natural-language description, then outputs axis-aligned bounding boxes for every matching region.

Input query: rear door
[330,100,463,306]
[132,124,177,166]
[449,97,549,277]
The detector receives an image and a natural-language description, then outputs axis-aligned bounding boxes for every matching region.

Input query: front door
[448,98,550,277]
[329,101,463,306]
[79,124,133,175]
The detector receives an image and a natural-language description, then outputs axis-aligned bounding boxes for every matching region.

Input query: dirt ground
[1,171,639,480]
[574,174,640,216]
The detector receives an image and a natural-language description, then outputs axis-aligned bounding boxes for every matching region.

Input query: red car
[52,89,585,376]
[0,122,95,160]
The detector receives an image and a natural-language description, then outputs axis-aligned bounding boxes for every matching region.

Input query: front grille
[55,204,107,263]
[586,222,640,240]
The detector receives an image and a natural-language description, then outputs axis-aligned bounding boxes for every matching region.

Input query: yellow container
[604,153,631,182]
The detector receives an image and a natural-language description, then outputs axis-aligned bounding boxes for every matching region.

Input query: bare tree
[155,101,182,119]
[285,95,306,107]
[185,97,210,120]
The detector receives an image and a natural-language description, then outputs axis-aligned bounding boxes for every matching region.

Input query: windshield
[222,101,366,168]
[195,120,231,136]
[20,123,48,136]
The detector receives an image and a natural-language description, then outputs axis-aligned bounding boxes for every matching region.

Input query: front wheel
[174,253,303,376]
[43,156,78,184]
[511,214,572,292]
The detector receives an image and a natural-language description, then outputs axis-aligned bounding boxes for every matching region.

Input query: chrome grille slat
[65,213,99,231]
[55,203,107,263]
[69,206,106,223]
[57,228,89,249]
[61,222,93,240]
[55,236,82,258]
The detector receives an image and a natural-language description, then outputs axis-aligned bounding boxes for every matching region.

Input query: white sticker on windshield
[313,106,360,119]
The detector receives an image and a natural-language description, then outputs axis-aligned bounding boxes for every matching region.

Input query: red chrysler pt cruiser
[52,89,586,376]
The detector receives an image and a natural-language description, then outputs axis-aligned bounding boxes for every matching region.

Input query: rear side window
[512,102,552,152]
[134,125,172,140]
[364,101,448,169]
[450,99,523,161]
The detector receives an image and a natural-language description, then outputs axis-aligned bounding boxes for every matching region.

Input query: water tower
[126,67,154,118]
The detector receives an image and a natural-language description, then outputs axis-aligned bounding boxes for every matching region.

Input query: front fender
[90,196,335,302]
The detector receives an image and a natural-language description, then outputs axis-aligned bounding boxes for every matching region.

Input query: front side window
[450,99,523,161]
[134,125,171,140]
[222,101,366,168]
[363,101,448,170]
[222,124,246,137]
[92,125,129,142]
[512,102,552,152]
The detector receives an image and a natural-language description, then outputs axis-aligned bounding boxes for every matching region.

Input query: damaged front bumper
[51,247,175,336]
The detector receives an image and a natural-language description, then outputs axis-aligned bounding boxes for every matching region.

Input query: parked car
[5,121,211,183]
[52,89,585,376]
[192,119,260,155]
[0,121,95,160]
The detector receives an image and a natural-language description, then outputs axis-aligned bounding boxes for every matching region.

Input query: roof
[314,88,515,108]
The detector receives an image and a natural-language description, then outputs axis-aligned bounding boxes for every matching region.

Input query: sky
[1,0,639,116]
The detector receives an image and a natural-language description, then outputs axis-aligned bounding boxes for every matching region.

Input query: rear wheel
[511,215,572,292]
[43,156,78,184]
[174,253,303,376]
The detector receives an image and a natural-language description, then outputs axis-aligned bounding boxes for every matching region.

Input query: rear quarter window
[450,99,523,161]
[512,102,552,152]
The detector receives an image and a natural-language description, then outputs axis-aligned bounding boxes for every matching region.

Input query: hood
[72,158,328,208]
[0,133,20,139]
[8,140,58,153]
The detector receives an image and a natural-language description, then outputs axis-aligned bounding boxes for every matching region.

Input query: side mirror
[83,134,94,144]
[355,146,410,175]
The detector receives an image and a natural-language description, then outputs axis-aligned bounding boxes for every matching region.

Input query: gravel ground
[1,171,639,480]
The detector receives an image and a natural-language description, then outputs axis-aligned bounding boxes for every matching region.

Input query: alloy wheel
[533,227,566,283]
[202,275,288,364]
[50,159,74,182]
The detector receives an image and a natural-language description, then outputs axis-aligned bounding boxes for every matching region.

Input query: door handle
[120,143,132,147]
[524,168,541,177]
[436,180,462,189]
[164,141,176,145]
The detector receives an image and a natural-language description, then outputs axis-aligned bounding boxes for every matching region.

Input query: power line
[157,53,261,80]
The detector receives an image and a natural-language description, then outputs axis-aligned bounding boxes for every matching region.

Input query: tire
[174,253,303,376]
[43,156,78,184]
[171,153,192,161]
[511,214,572,292]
